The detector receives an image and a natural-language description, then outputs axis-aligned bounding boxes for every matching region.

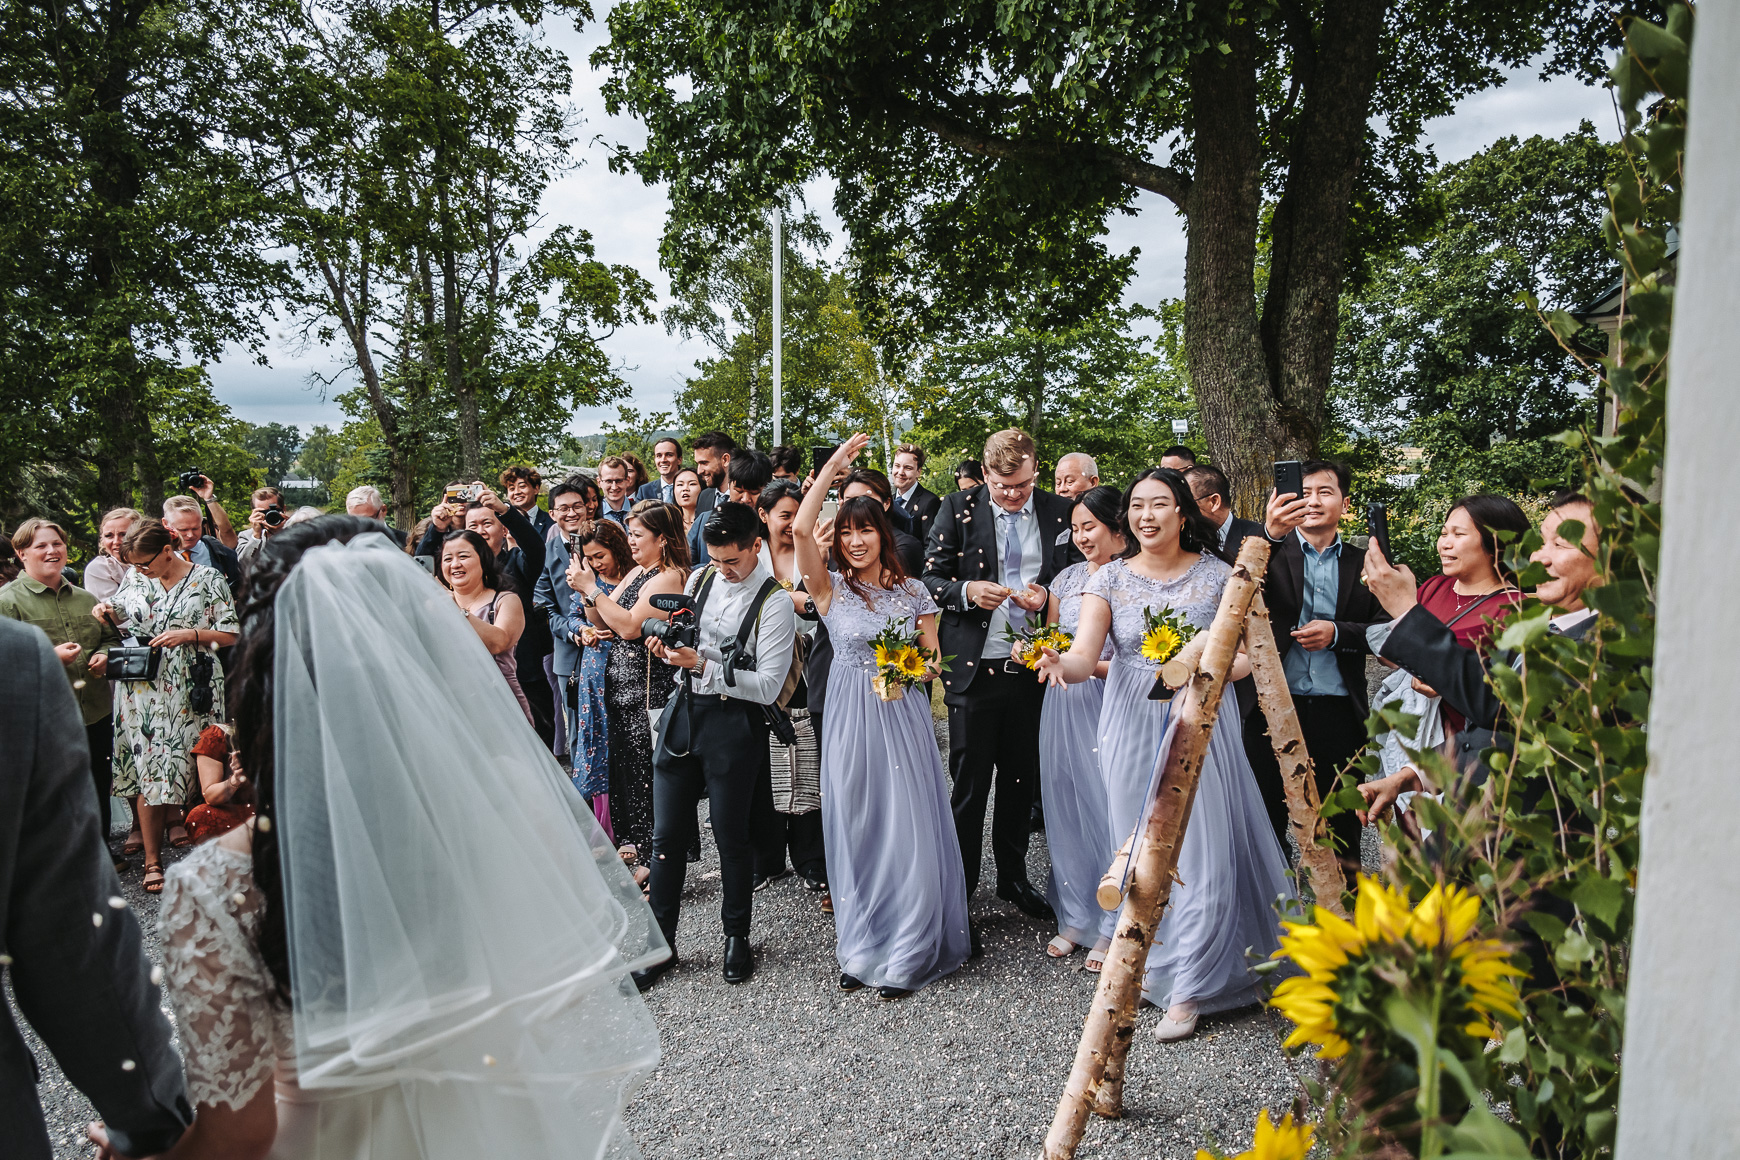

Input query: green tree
[666,216,882,453]
[0,0,283,520]
[1335,125,1619,523]
[240,421,305,484]
[596,0,1655,513]
[907,304,1193,486]
[263,0,653,526]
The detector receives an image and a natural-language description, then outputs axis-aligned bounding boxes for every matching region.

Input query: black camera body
[643,592,698,651]
[261,504,286,529]
[188,651,216,714]
[179,469,206,490]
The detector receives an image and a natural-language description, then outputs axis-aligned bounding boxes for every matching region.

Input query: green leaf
[1570,875,1628,932]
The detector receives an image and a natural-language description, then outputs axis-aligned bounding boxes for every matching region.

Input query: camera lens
[263,505,286,528]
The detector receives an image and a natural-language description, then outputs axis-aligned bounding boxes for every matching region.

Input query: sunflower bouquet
[1002,614,1074,671]
[1140,607,1198,676]
[868,618,947,701]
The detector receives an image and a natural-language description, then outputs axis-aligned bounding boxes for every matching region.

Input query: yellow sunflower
[872,643,896,669]
[1195,1109,1316,1160]
[1268,875,1523,1060]
[1141,622,1183,664]
[896,646,928,679]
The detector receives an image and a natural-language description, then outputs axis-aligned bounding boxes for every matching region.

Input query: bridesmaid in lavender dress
[795,435,972,1000]
[1038,468,1293,1042]
[1038,486,1125,971]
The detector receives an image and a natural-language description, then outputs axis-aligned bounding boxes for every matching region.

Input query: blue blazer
[635,479,675,504]
[534,537,586,677]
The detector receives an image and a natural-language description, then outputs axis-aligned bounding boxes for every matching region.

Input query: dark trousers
[519,648,555,749]
[1243,692,1366,864]
[87,717,114,839]
[648,695,765,943]
[947,662,1044,894]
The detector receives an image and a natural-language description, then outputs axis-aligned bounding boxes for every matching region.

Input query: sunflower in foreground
[896,646,928,679]
[1195,1109,1315,1160]
[1268,875,1523,1061]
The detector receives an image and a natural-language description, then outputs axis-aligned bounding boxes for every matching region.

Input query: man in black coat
[161,495,242,592]
[922,429,1074,923]
[1185,465,1267,566]
[889,442,942,546]
[1242,460,1389,864]
[0,618,191,1160]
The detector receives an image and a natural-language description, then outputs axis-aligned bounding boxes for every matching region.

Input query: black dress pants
[751,708,827,882]
[649,695,765,943]
[1243,692,1366,865]
[947,663,1044,895]
[86,717,113,839]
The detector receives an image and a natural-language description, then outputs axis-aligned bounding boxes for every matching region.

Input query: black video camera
[261,504,286,529]
[643,592,698,651]
[179,469,206,490]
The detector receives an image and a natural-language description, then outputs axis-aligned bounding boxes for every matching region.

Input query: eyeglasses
[986,475,1036,496]
[552,502,586,515]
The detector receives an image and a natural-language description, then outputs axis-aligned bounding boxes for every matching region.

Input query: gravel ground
[14,718,1320,1160]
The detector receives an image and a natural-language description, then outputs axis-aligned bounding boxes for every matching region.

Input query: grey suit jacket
[0,619,190,1159]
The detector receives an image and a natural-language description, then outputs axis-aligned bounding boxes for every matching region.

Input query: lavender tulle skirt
[821,669,972,991]
[1098,659,1294,1013]
[1039,676,1113,946]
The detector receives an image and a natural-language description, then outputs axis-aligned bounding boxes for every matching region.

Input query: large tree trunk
[1259,0,1387,461]
[1183,17,1275,517]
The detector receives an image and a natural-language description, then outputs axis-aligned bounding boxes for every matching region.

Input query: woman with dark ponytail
[101,516,666,1160]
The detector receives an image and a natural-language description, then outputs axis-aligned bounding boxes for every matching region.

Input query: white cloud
[206,26,1615,434]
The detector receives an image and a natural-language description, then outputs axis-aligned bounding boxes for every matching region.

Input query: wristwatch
[800,596,816,616]
[581,591,597,609]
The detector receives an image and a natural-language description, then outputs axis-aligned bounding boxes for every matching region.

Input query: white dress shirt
[982,494,1042,659]
[684,558,798,703]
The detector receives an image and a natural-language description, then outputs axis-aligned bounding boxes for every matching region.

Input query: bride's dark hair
[230,514,386,999]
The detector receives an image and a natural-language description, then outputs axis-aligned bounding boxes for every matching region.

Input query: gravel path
[14,723,1314,1160]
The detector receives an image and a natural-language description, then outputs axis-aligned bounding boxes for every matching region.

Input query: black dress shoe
[802,875,828,893]
[839,972,865,991]
[722,936,754,984]
[969,926,984,959]
[878,986,912,1001]
[1029,802,1046,832]
[632,955,678,993]
[998,878,1057,922]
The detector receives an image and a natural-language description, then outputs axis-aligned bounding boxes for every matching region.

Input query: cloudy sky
[209,18,1621,435]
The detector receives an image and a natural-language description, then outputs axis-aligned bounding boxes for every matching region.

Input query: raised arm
[794,433,870,618]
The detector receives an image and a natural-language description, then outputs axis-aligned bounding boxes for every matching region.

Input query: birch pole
[1244,592,1350,918]
[1042,536,1270,1159]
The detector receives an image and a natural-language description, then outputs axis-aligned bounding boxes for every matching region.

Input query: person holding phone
[1245,459,1389,870]
[535,478,599,768]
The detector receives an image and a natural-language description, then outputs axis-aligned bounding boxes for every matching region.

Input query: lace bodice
[1051,562,1114,661]
[158,840,290,1110]
[819,573,938,672]
[1083,555,1230,670]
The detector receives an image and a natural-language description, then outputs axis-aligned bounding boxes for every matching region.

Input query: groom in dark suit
[1,619,191,1160]
[889,442,943,546]
[922,429,1074,923]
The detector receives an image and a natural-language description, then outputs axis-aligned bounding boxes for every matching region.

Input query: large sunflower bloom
[1141,623,1182,664]
[1268,875,1523,1060]
[1195,1109,1316,1160]
[896,646,928,679]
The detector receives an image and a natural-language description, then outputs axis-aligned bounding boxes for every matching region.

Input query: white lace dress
[159,840,421,1159]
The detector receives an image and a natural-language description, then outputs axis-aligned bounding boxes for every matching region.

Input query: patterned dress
[819,573,970,991]
[1086,555,1294,1012]
[111,564,237,805]
[605,569,676,856]
[570,577,616,802]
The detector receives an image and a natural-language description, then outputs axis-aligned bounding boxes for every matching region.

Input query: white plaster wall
[1616,5,1740,1155]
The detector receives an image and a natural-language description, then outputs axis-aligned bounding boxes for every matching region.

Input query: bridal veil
[271,532,665,1158]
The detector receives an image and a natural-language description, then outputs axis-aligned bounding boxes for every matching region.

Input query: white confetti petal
[256,816,272,832]
[121,1059,136,1071]
[482,1054,497,1066]
[92,912,104,927]
[150,965,165,986]
[109,895,126,908]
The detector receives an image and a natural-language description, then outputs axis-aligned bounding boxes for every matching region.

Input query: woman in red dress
[185,724,255,843]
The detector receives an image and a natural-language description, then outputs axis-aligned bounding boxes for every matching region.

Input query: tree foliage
[1336,125,1620,538]
[595,0,1655,511]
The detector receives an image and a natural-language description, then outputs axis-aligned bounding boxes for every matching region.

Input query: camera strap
[723,577,784,688]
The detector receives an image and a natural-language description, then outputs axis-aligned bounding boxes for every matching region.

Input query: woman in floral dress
[94,519,238,893]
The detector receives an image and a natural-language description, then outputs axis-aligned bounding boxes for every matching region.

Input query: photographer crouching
[634,502,796,991]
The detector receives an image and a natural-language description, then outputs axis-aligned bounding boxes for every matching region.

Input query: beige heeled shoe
[1153,1001,1200,1042]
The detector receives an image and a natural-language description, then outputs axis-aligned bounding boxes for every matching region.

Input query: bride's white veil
[271,531,665,1157]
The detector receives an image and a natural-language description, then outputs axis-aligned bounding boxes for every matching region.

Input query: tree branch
[851,82,1192,210]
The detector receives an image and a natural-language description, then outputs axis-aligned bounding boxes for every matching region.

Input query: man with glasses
[922,428,1074,933]
[534,478,596,765]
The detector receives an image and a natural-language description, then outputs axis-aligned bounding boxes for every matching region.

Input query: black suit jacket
[1263,531,1389,715]
[922,486,1075,697]
[199,534,241,593]
[897,485,942,547]
[0,620,190,1159]
[1214,517,1268,566]
[1380,603,1595,777]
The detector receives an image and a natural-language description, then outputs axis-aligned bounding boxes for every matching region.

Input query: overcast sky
[208,18,1621,435]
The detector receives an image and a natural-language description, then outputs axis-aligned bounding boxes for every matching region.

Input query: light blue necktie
[1001,509,1024,616]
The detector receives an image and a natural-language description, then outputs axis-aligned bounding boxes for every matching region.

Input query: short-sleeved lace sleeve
[900,577,940,619]
[1083,555,1231,668]
[158,842,289,1110]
